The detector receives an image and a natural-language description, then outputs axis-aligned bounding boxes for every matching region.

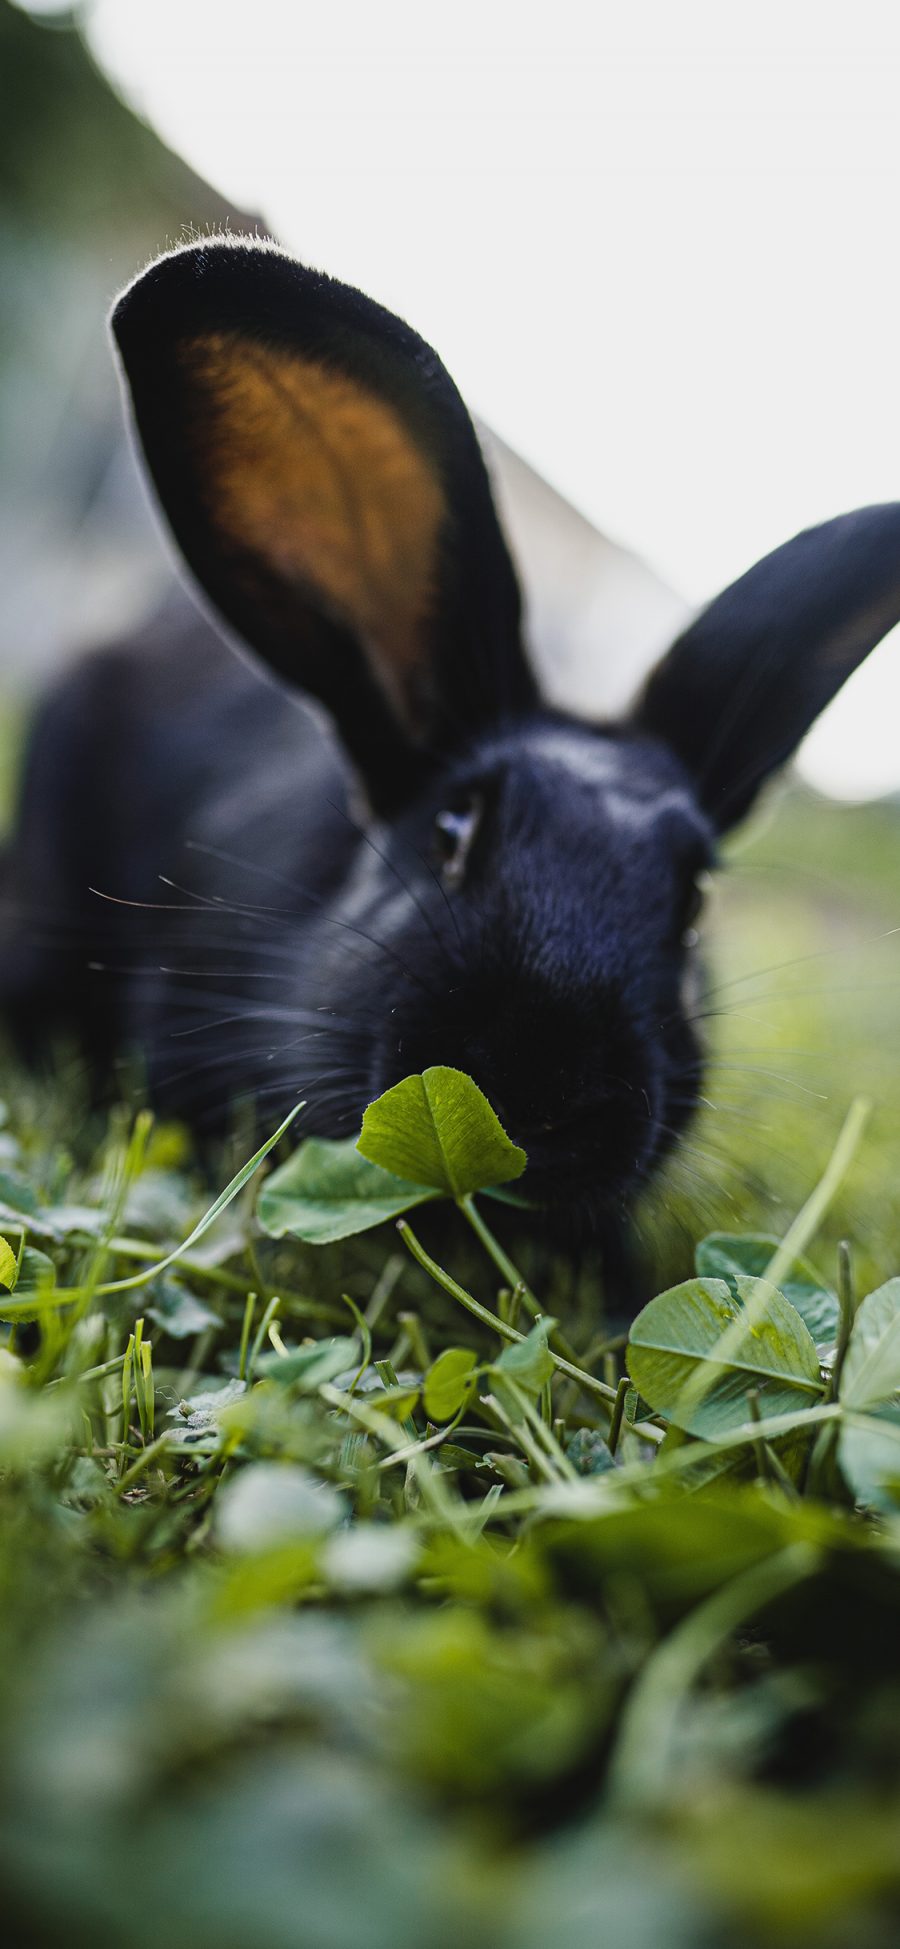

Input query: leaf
[495,1317,556,1396]
[624,1387,654,1427]
[481,1184,533,1210]
[369,1386,420,1422]
[840,1278,900,1410]
[839,1412,900,1510]
[17,1247,55,1294]
[32,1204,108,1241]
[627,1277,823,1437]
[255,1336,361,1391]
[0,1245,56,1323]
[543,1491,800,1613]
[214,1462,345,1552]
[167,1377,247,1440]
[696,1232,839,1349]
[0,1369,77,1467]
[323,1523,419,1592]
[357,1067,526,1199]
[423,1348,477,1422]
[17,1246,55,1291]
[436,1442,485,1474]
[566,1428,616,1476]
[257,1136,436,1243]
[124,1167,197,1238]
[0,1237,18,1291]
[0,1169,39,1222]
[145,1279,222,1340]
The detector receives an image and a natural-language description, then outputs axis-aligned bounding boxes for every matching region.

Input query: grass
[644,783,900,1291]
[1,779,900,1948]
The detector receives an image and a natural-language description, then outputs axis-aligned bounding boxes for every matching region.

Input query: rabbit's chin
[515,1157,654,1248]
[498,1068,699,1246]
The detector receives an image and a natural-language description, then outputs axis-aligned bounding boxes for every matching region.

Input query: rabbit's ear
[112,239,534,810]
[632,505,900,828]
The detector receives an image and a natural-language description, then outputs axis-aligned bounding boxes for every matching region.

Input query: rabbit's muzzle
[375,974,693,1221]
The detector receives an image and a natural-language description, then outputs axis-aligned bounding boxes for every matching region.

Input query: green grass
[2,781,900,1948]
[646,783,900,1292]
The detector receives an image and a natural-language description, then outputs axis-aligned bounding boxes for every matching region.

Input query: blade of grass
[608,1542,820,1811]
[1,1106,304,1315]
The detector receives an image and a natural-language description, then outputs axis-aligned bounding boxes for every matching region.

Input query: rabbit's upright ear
[633,505,900,828]
[112,239,534,810]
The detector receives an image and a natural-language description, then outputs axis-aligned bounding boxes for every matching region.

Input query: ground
[1,779,900,1948]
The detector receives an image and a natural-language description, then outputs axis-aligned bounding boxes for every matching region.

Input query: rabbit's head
[112,239,900,1232]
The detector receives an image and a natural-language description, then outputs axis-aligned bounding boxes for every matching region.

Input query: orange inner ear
[180,330,447,721]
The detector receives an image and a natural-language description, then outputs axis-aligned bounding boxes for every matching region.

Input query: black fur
[3,237,900,1244]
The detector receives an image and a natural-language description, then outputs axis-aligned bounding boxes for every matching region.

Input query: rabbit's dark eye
[434,794,483,889]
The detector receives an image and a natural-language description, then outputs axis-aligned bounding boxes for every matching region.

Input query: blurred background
[2,0,900,1272]
[7,0,900,791]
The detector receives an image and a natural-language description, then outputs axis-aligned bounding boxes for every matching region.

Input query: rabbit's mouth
[507,1109,663,1230]
[515,1104,686,1236]
[520,1031,703,1228]
[373,986,700,1228]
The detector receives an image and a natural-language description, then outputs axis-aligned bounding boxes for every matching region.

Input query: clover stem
[457,1195,586,1366]
[607,1375,630,1457]
[826,1238,856,1404]
[397,1220,617,1405]
[456,1195,541,1318]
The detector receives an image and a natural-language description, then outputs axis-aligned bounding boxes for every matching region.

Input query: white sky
[51,0,900,794]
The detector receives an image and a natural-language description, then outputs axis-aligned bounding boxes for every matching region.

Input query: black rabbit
[3,236,900,1243]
